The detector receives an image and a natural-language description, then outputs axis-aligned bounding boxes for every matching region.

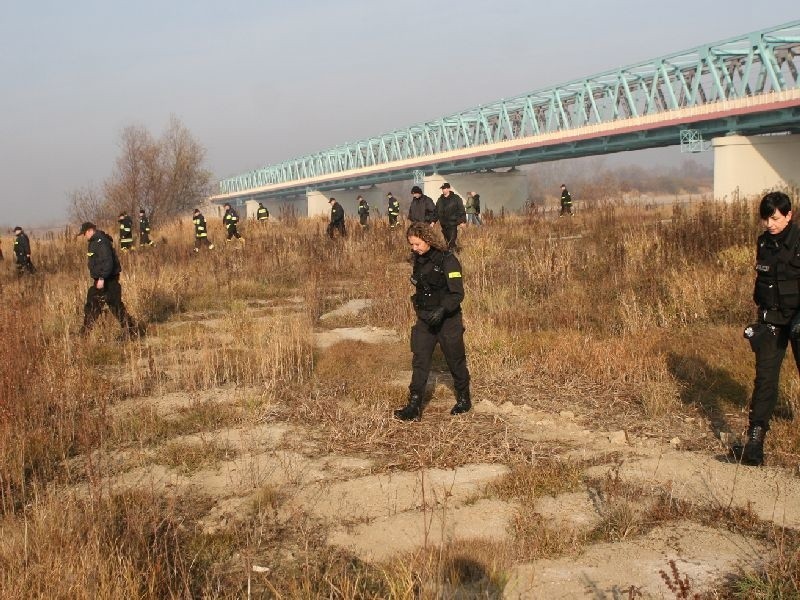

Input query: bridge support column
[423,170,530,214]
[713,134,800,201]
[307,190,331,217]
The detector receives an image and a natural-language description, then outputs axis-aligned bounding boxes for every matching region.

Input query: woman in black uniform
[394,223,471,421]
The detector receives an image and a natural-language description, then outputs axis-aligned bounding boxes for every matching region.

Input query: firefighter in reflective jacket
[138,209,154,246]
[394,222,471,421]
[257,203,270,223]
[387,192,401,228]
[193,209,215,252]
[223,203,243,241]
[78,221,139,337]
[357,195,370,228]
[118,212,134,251]
[736,192,800,466]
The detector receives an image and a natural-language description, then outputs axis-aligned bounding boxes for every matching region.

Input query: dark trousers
[442,224,458,251]
[226,225,241,240]
[751,323,800,429]
[16,257,35,275]
[83,278,135,332]
[140,232,152,245]
[389,214,398,228]
[560,203,573,216]
[359,215,368,227]
[120,239,134,250]
[410,312,470,397]
[327,221,346,238]
[195,236,213,250]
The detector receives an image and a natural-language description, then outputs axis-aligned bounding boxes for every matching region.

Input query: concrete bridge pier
[422,170,530,214]
[713,134,800,201]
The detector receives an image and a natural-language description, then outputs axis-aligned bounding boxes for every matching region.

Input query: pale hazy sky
[1,1,796,226]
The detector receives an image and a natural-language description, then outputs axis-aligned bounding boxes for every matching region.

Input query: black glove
[426,307,446,327]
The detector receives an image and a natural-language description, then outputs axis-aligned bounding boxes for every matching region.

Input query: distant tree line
[68,115,212,225]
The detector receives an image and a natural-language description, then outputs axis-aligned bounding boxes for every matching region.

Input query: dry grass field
[1,196,798,599]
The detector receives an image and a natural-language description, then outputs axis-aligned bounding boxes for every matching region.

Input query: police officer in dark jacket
[192,209,215,252]
[738,191,800,466]
[78,222,138,337]
[223,203,244,242]
[118,212,134,251]
[357,195,370,228]
[327,197,346,238]
[387,192,401,228]
[13,226,35,275]
[138,209,154,246]
[435,182,466,251]
[394,222,471,421]
[408,186,437,224]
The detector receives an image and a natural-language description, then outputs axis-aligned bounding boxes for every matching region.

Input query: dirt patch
[320,299,373,321]
[314,326,400,350]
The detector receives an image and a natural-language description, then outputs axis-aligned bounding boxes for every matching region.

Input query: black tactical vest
[754,223,800,324]
[412,249,449,310]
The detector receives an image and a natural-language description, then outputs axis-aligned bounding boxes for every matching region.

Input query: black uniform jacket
[436,193,466,227]
[411,247,464,319]
[408,195,437,223]
[330,202,345,223]
[388,198,400,215]
[358,201,370,216]
[139,215,151,233]
[753,222,800,324]
[194,213,208,236]
[119,216,133,239]
[224,208,239,228]
[14,232,31,259]
[87,230,121,280]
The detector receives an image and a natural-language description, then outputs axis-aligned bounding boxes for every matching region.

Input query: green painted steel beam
[218,20,800,198]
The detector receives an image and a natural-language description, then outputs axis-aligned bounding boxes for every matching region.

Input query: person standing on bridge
[559,184,573,217]
[394,222,471,421]
[223,203,244,243]
[118,212,134,251]
[408,185,437,225]
[327,197,346,238]
[192,208,215,252]
[357,195,370,228]
[138,209,154,247]
[735,191,800,467]
[13,226,35,276]
[387,192,401,228]
[436,183,466,251]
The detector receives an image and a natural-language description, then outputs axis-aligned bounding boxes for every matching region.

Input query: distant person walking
[436,183,466,251]
[466,192,483,226]
[77,222,139,338]
[256,202,270,223]
[327,197,346,238]
[357,195,370,228]
[387,192,401,228]
[13,226,35,275]
[559,184,573,217]
[223,203,244,242]
[192,209,215,252]
[408,185,437,225]
[118,212,134,251]
[138,209,154,247]
[394,222,471,421]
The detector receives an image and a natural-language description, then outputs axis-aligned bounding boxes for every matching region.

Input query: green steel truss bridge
[214,20,800,202]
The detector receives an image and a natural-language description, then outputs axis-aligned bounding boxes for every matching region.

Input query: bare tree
[67,184,106,223]
[158,115,211,220]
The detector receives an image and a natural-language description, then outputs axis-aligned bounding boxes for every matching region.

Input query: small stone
[670,437,682,448]
[560,410,575,420]
[608,431,628,445]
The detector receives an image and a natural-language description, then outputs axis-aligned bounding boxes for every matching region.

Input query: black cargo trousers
[83,277,136,332]
[751,321,800,428]
[409,311,470,398]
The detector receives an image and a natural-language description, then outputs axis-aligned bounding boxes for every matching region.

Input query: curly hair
[406,222,448,252]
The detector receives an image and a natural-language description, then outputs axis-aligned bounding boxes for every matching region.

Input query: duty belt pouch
[743,323,776,352]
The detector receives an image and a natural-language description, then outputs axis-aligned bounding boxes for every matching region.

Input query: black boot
[394,394,422,422]
[741,424,766,466]
[450,391,472,415]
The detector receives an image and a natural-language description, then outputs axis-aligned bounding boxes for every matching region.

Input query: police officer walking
[394,222,471,421]
[257,203,270,223]
[559,184,573,217]
[192,209,215,252]
[138,209,154,247]
[118,212,134,251]
[408,186,437,224]
[13,226,35,275]
[328,197,346,238]
[78,222,139,337]
[736,191,800,466]
[357,195,370,228]
[223,203,244,242]
[387,192,401,228]
[436,183,466,251]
